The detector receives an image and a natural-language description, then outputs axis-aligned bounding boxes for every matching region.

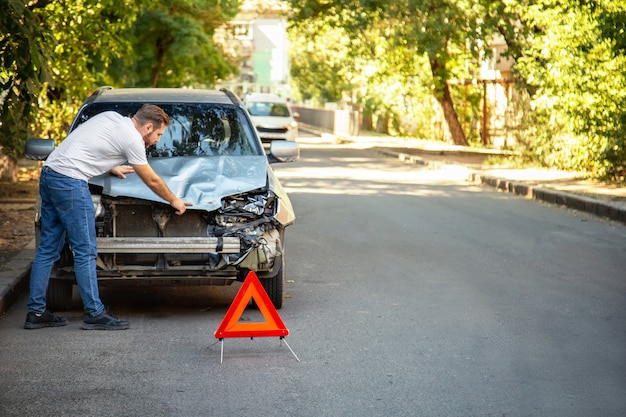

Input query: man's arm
[132,164,192,215]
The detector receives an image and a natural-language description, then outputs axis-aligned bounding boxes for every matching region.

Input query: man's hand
[110,165,135,179]
[171,197,193,215]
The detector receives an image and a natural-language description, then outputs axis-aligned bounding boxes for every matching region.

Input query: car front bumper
[95,237,240,254]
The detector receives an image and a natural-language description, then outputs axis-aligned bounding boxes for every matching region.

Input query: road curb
[469,172,626,225]
[0,239,35,315]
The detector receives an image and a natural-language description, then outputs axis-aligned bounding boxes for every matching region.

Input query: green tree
[503,0,626,179]
[287,0,503,146]
[0,0,54,179]
[288,4,437,137]
[1,0,242,181]
[1,0,136,179]
[288,19,351,104]
[33,0,137,140]
[288,0,626,179]
[115,0,241,88]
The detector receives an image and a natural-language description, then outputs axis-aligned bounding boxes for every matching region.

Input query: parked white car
[245,93,298,142]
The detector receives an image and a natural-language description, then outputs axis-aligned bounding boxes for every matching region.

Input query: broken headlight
[213,191,277,230]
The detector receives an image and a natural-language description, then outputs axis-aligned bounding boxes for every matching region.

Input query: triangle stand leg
[281,337,301,362]
[218,337,300,363]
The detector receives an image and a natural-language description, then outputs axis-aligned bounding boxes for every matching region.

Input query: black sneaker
[81,310,130,330]
[24,310,68,329]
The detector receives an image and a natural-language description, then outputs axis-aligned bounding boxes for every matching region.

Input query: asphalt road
[1,143,625,417]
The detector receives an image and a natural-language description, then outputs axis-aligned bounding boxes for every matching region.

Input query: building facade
[214,0,291,98]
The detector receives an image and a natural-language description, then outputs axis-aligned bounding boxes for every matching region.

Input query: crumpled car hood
[89,156,268,211]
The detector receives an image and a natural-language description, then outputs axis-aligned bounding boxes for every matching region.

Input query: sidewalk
[299,132,626,224]
[2,135,624,315]
[375,145,626,225]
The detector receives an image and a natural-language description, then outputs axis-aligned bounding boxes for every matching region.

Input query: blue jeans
[28,167,105,316]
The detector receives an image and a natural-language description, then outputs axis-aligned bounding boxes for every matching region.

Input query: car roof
[85,87,239,106]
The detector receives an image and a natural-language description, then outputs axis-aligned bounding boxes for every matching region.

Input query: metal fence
[292,106,359,137]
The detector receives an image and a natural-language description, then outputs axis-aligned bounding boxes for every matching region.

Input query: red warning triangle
[214,271,289,339]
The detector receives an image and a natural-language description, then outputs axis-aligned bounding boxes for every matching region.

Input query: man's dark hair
[134,104,170,127]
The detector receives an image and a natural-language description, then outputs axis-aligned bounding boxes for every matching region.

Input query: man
[24,104,192,330]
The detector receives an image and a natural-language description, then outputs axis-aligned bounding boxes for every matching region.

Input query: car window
[73,102,262,157]
[247,102,290,117]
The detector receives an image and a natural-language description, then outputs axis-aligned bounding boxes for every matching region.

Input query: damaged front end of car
[45,154,296,309]
[92,187,287,281]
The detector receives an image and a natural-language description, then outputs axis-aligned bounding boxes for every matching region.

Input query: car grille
[257,127,288,134]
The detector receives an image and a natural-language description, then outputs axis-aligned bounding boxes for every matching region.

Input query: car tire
[37,224,73,311]
[261,251,285,309]
[46,278,73,311]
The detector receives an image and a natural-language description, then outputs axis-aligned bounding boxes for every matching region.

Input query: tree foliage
[4,0,626,180]
[112,0,241,88]
[1,0,240,179]
[287,0,502,145]
[287,0,626,179]
[1,0,55,164]
[1,0,138,169]
[289,11,438,137]
[508,0,626,179]
[34,0,138,141]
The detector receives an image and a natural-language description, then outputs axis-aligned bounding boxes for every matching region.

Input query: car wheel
[260,251,285,309]
[35,223,40,248]
[46,278,73,311]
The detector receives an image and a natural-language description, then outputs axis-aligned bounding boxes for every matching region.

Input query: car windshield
[247,102,291,117]
[74,102,263,157]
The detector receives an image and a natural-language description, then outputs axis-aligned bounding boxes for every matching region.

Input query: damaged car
[25,87,299,309]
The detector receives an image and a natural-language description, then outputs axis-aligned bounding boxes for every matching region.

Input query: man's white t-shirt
[45,111,148,181]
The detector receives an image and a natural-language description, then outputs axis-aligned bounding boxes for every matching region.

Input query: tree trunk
[429,57,469,146]
[361,111,373,131]
[151,35,170,87]
[375,113,390,134]
[151,44,163,87]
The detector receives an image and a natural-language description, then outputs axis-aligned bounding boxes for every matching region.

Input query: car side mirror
[268,141,299,163]
[25,138,55,160]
